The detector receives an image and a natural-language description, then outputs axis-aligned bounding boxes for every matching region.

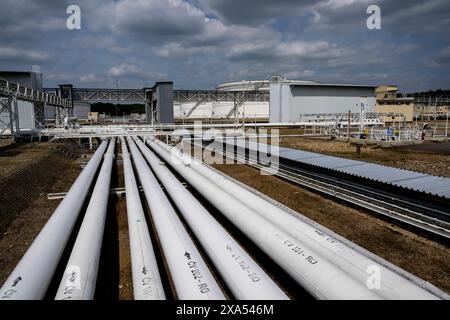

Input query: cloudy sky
[0,0,449,92]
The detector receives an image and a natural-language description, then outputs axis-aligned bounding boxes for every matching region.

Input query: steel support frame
[0,96,20,140]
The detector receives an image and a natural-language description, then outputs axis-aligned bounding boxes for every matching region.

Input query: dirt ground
[0,142,59,181]
[1,140,449,298]
[0,143,81,286]
[212,163,450,294]
[278,137,450,178]
[114,160,133,300]
[0,142,135,299]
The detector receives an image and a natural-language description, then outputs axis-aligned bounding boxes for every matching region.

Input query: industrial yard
[0,123,449,301]
[1,74,450,302]
[1,0,450,310]
[1,73,450,302]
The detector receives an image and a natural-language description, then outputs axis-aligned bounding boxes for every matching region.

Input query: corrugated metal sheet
[221,138,450,199]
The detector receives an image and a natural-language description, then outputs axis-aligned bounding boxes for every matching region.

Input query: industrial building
[375,86,450,124]
[375,86,414,123]
[3,70,448,137]
[269,76,376,123]
[174,78,378,123]
[173,89,269,121]
[0,70,45,131]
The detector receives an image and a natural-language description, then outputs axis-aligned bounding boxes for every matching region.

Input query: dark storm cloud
[199,0,317,26]
[306,0,450,34]
[0,0,448,92]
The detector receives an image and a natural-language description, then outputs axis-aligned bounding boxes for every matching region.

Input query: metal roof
[223,138,450,199]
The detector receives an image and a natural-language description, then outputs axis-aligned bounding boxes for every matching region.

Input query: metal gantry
[70,88,148,103]
[0,79,71,140]
[173,90,269,120]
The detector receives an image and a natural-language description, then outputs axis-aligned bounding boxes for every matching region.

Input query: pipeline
[54,138,115,300]
[145,138,381,300]
[133,137,288,300]
[126,137,225,300]
[120,137,166,300]
[0,140,109,300]
[177,138,448,300]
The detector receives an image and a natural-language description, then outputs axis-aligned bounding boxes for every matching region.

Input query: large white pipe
[133,137,288,300]
[206,138,448,300]
[54,138,115,300]
[145,138,381,300]
[120,137,165,300]
[126,137,225,300]
[152,138,447,300]
[0,140,109,300]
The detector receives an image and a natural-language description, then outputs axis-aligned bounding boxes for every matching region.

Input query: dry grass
[213,163,450,294]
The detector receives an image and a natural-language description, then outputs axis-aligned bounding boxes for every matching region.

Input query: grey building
[0,70,44,130]
[151,81,173,123]
[269,77,376,123]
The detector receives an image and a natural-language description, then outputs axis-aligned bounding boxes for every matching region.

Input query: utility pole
[116,79,119,120]
[434,96,438,132]
[347,110,351,143]
[446,110,449,139]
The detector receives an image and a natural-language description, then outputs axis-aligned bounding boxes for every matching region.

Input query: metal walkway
[1,79,70,107]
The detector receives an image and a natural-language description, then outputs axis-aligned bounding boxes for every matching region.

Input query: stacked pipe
[120,137,166,300]
[200,138,449,299]
[55,138,116,300]
[132,136,289,300]
[0,140,109,300]
[208,138,450,300]
[125,137,225,299]
[145,138,447,300]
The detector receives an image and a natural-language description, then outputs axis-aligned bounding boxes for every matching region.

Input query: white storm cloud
[107,63,144,78]
[0,46,48,62]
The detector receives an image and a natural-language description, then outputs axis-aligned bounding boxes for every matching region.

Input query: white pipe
[54,138,115,300]
[0,140,109,300]
[145,138,381,300]
[126,137,225,300]
[152,138,446,300]
[120,137,165,300]
[133,137,288,300]
[209,137,447,300]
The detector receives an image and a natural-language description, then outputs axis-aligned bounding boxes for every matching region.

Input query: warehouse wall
[375,104,414,122]
[270,83,375,123]
[269,81,293,122]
